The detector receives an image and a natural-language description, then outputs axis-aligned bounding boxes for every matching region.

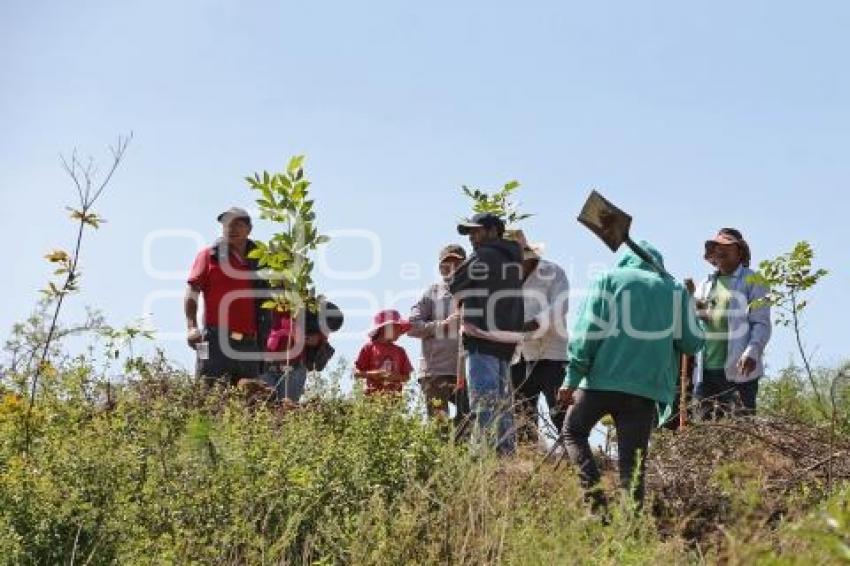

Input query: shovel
[577,190,672,280]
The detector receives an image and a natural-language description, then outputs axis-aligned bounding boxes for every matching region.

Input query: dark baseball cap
[217,206,252,224]
[438,244,467,262]
[457,212,505,235]
[305,300,344,334]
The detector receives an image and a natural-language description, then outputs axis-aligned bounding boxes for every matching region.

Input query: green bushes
[759,363,850,436]
[0,356,686,564]
[2,369,434,563]
[2,353,849,564]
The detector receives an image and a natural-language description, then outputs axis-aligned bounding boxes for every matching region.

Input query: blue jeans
[466,352,516,456]
[261,364,308,402]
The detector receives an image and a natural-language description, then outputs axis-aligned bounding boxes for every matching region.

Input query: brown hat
[704,228,751,267]
[504,229,543,261]
[439,244,467,263]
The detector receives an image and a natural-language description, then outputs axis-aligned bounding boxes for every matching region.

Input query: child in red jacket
[354,310,413,395]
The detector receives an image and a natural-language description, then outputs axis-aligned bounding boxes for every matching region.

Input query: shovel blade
[577,190,632,252]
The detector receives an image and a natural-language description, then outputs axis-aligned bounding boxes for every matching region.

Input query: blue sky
[1,0,847,384]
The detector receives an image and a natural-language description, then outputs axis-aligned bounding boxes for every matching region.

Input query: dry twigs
[647,414,850,543]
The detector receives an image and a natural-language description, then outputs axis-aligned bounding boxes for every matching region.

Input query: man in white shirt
[507,230,570,444]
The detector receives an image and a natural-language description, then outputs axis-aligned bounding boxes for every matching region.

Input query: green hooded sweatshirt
[565,241,704,418]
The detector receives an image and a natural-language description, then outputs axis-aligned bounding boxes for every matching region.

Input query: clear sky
[1,0,847,384]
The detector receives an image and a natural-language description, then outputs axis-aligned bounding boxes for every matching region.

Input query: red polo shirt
[354,340,413,394]
[188,245,257,335]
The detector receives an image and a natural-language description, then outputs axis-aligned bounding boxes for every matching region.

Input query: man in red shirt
[184,207,269,388]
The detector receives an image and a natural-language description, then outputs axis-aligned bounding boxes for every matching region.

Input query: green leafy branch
[748,241,828,324]
[747,241,829,412]
[100,320,156,360]
[460,179,532,226]
[245,155,329,316]
[99,319,156,377]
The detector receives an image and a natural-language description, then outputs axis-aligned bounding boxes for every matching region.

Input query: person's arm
[184,286,203,347]
[742,278,771,365]
[694,277,713,321]
[353,346,369,379]
[564,276,611,389]
[185,250,208,348]
[407,288,439,339]
[674,285,705,356]
[528,265,569,334]
[358,369,392,380]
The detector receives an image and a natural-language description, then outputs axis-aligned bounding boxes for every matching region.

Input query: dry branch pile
[646,415,850,543]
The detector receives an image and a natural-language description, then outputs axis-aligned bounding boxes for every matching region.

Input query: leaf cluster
[460,179,532,226]
[747,241,828,327]
[245,156,330,314]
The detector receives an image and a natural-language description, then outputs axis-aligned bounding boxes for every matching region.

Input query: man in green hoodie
[558,241,704,507]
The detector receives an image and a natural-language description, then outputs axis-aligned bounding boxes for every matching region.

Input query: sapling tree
[747,241,829,412]
[244,155,329,317]
[748,242,850,492]
[27,134,132,407]
[461,179,532,226]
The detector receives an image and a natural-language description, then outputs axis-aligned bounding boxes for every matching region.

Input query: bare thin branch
[60,148,85,207]
[83,154,95,205]
[89,132,132,207]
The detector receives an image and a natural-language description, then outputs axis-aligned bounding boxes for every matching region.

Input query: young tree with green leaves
[461,179,532,226]
[747,241,829,411]
[244,155,330,318]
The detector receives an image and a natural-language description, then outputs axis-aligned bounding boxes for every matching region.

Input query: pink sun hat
[368,309,411,339]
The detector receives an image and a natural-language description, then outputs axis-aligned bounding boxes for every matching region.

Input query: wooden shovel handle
[679,278,696,429]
